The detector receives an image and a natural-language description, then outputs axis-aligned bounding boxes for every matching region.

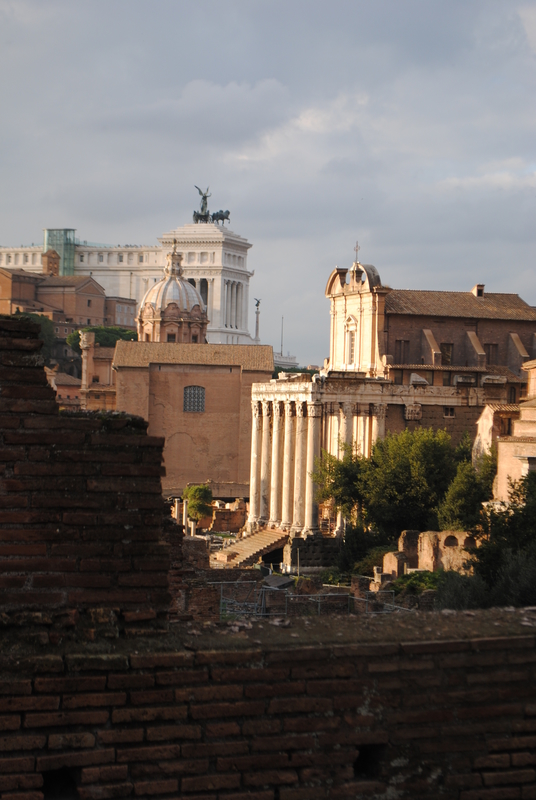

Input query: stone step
[213,529,289,568]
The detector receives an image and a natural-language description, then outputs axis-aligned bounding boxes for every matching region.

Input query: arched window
[184,385,205,413]
[464,536,476,549]
[444,535,458,547]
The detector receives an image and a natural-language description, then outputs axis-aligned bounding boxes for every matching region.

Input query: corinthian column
[269,402,284,527]
[259,400,272,524]
[335,402,354,537]
[247,401,262,530]
[303,402,323,536]
[281,401,296,530]
[291,402,308,536]
[371,403,387,445]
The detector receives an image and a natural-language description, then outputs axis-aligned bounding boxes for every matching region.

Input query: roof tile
[113,341,274,372]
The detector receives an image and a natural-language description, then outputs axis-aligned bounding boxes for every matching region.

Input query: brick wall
[0,633,535,799]
[0,316,170,633]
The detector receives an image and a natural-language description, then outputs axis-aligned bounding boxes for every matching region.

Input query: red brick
[145,724,202,741]
[206,722,241,737]
[156,669,208,686]
[483,770,535,786]
[244,770,298,787]
[97,728,144,745]
[268,697,332,715]
[0,695,59,713]
[0,735,46,751]
[25,710,109,728]
[117,745,182,762]
[181,774,241,792]
[133,779,177,795]
[48,733,95,749]
[34,676,106,693]
[0,757,35,773]
[0,715,20,731]
[0,680,32,695]
[1,792,44,800]
[78,784,133,800]
[130,689,174,705]
[36,749,115,771]
[81,765,129,784]
[0,775,43,791]
[62,692,127,709]
[111,705,188,724]
[107,673,155,690]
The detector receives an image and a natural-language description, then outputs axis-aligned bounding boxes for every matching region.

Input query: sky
[1,0,536,365]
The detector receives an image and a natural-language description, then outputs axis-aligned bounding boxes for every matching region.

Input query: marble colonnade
[248,396,388,536]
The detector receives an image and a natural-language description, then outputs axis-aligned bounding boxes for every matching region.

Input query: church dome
[138,242,208,343]
[140,249,205,314]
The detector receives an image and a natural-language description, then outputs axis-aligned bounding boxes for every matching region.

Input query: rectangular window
[80,254,84,263]
[118,254,123,263]
[348,331,355,364]
[444,407,455,417]
[23,254,28,264]
[98,254,103,263]
[509,386,517,404]
[393,369,403,385]
[87,299,91,307]
[87,319,91,324]
[184,385,205,412]
[484,343,498,365]
[139,254,143,264]
[6,255,11,264]
[440,343,453,366]
[192,334,198,343]
[64,328,68,334]
[167,333,176,342]
[395,340,410,364]
[443,372,451,386]
[92,376,99,383]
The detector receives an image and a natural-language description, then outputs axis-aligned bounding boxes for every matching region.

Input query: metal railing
[209,582,414,619]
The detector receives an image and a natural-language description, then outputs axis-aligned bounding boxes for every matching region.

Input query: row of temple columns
[248,400,323,536]
[248,399,388,537]
[224,280,243,329]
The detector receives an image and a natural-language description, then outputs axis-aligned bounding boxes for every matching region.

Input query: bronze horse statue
[212,209,230,225]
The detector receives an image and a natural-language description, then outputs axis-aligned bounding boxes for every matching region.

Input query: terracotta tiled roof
[54,373,81,386]
[385,290,536,320]
[113,341,274,372]
[486,404,520,412]
[93,347,116,360]
[40,276,102,289]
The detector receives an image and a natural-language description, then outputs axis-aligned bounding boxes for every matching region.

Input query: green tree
[359,428,457,535]
[313,444,362,520]
[13,312,55,365]
[475,445,497,500]
[473,472,536,586]
[183,484,213,522]
[66,326,137,354]
[437,461,486,531]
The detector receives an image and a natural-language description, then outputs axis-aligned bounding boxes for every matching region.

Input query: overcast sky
[1,1,536,364]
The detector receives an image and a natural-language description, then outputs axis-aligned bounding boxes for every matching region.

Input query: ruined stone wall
[283,534,342,569]
[0,316,170,634]
[1,634,536,799]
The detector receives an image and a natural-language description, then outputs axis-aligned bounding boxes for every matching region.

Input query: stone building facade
[247,259,535,536]
[495,359,536,501]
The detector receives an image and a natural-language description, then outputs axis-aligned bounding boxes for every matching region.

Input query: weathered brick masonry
[1,633,536,799]
[0,316,170,635]
[2,316,536,799]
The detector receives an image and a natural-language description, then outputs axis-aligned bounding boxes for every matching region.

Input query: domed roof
[140,243,205,316]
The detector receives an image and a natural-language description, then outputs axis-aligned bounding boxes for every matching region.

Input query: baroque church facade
[247,258,536,538]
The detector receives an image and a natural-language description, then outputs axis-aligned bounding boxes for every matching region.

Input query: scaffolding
[43,229,76,276]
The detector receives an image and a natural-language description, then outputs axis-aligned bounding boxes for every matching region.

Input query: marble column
[281,401,296,530]
[371,403,387,445]
[247,401,262,529]
[226,281,232,328]
[335,402,354,537]
[303,402,323,536]
[259,400,272,523]
[291,402,308,536]
[269,401,284,526]
[236,283,242,330]
[231,281,237,329]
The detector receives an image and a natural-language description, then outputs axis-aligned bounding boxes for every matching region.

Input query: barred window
[184,385,205,413]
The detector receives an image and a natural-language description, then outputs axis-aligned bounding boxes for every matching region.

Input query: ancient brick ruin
[1,316,536,800]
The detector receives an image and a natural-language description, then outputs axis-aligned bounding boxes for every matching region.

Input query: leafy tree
[66,326,137,354]
[313,444,362,520]
[475,445,497,500]
[437,461,486,531]
[13,312,55,365]
[454,431,473,464]
[182,484,213,522]
[473,472,536,586]
[359,428,457,535]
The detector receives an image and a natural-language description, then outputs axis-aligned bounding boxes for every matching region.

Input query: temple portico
[247,374,391,537]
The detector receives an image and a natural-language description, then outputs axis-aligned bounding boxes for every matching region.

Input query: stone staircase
[211,529,289,568]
